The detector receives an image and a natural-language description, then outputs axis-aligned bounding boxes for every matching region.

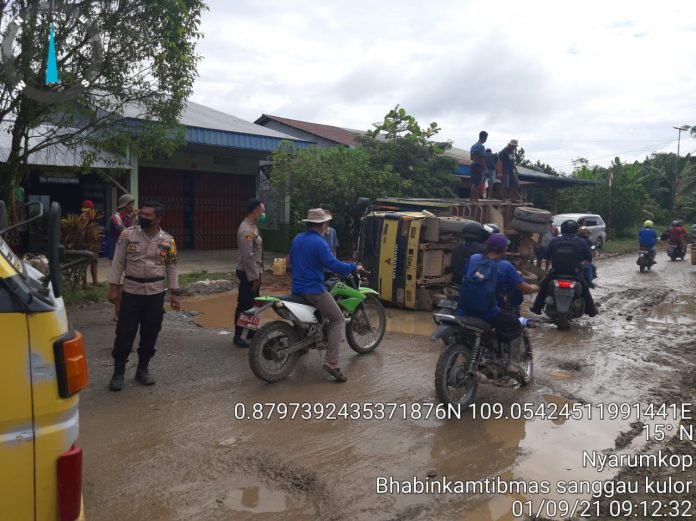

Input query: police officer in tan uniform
[233,198,265,347]
[107,200,181,391]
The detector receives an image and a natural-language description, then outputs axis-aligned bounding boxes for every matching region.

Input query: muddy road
[75,253,696,520]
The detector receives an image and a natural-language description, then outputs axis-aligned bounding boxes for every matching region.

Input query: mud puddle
[183,292,436,336]
[427,394,680,521]
[646,297,696,326]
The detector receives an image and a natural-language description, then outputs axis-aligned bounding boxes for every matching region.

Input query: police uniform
[109,226,179,364]
[234,218,263,340]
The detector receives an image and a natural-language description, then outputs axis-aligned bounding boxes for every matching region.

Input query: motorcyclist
[290,208,364,383]
[638,220,658,263]
[456,234,539,376]
[530,220,597,317]
[578,226,597,287]
[666,220,688,256]
[450,222,491,285]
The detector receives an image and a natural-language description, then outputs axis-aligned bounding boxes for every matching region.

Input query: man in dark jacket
[451,221,489,285]
[530,220,597,317]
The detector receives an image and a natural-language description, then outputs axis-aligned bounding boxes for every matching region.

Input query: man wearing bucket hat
[497,139,521,202]
[457,234,539,376]
[108,193,135,260]
[290,208,365,382]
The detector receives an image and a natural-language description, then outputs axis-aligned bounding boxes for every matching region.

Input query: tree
[638,153,696,218]
[0,0,206,208]
[269,143,403,244]
[357,106,458,197]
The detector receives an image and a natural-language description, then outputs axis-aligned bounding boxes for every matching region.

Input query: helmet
[643,220,653,228]
[678,219,684,226]
[672,220,680,227]
[484,223,500,234]
[578,226,591,238]
[560,220,579,235]
[461,221,485,242]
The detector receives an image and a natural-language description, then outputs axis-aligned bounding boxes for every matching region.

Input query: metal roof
[255,114,361,147]
[124,101,315,152]
[0,122,128,169]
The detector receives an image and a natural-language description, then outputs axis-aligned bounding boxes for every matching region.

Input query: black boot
[109,361,127,392]
[135,358,155,386]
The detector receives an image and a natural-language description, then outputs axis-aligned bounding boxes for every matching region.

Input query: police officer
[107,200,181,391]
[233,198,265,348]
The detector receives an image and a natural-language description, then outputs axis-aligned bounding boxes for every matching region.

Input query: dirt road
[75,253,696,520]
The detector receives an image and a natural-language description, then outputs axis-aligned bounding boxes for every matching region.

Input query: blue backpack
[459,258,499,315]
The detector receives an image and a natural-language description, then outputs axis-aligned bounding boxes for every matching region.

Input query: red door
[194,172,254,249]
[139,168,185,245]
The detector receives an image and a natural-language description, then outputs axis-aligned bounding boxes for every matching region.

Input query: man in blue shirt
[638,219,658,263]
[290,208,363,382]
[470,131,488,203]
[457,234,538,376]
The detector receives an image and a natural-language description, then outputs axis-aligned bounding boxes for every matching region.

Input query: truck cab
[0,201,88,521]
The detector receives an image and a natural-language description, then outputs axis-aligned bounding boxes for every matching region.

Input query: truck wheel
[511,217,549,234]
[513,207,553,224]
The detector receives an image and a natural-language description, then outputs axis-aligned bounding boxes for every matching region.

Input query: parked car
[552,213,607,247]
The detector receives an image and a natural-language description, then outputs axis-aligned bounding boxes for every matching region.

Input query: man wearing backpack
[457,234,539,376]
[529,220,597,317]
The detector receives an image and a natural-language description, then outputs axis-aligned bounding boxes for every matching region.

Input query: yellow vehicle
[0,201,89,521]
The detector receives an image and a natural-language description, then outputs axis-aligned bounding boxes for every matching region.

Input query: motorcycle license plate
[236,313,260,330]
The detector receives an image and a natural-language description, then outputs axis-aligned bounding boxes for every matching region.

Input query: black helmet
[461,221,485,241]
[561,220,579,235]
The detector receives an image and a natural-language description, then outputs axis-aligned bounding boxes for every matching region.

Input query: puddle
[226,485,301,514]
[438,394,680,521]
[646,302,696,326]
[184,292,438,336]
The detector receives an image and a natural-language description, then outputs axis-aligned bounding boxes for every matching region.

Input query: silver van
[553,213,607,247]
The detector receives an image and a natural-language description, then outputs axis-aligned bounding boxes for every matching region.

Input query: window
[584,219,598,227]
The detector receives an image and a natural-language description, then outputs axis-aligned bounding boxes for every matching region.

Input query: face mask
[139,217,153,228]
[258,212,266,224]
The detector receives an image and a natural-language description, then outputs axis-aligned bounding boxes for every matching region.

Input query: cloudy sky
[192,0,696,174]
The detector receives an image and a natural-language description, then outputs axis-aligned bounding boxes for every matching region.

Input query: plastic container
[272,257,287,276]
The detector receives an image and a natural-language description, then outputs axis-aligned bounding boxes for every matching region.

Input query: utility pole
[673,125,690,216]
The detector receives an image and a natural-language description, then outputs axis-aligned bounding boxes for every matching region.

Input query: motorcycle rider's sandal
[323,364,347,383]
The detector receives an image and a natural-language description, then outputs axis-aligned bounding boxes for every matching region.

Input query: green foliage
[60,208,104,288]
[0,0,207,207]
[558,158,651,237]
[269,143,403,243]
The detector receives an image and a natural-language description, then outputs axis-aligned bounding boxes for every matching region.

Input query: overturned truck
[357,198,552,310]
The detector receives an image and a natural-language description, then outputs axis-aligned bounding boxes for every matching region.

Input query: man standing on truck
[484,148,498,199]
[470,131,488,203]
[108,200,181,391]
[498,139,521,202]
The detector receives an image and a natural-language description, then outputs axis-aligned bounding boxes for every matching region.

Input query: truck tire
[513,207,553,224]
[511,217,549,234]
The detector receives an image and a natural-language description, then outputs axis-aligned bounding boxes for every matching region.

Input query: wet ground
[74,253,696,520]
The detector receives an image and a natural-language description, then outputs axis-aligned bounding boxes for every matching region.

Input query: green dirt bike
[238,272,387,382]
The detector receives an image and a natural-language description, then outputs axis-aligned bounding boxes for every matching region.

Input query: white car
[553,213,607,247]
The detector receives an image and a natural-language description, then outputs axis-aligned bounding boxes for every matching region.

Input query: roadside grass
[62,270,232,307]
[601,236,636,255]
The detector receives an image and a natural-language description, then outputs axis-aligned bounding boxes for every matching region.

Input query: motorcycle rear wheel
[248,321,300,382]
[434,342,478,409]
[346,296,386,354]
[556,314,570,331]
[639,263,646,273]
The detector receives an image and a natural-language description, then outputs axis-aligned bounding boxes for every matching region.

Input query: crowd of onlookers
[469,131,522,203]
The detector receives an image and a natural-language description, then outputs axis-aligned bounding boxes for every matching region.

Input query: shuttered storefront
[139,167,254,250]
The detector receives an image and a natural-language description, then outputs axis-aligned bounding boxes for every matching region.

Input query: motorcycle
[667,241,687,261]
[431,310,533,409]
[637,247,655,273]
[238,272,387,382]
[543,276,585,330]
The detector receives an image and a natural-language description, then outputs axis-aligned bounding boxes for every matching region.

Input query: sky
[191,0,696,174]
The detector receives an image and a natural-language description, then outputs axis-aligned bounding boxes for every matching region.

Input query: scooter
[543,276,585,330]
[667,241,687,261]
[637,247,655,273]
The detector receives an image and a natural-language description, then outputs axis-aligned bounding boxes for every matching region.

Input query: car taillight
[57,445,82,521]
[556,280,574,289]
[54,331,89,398]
